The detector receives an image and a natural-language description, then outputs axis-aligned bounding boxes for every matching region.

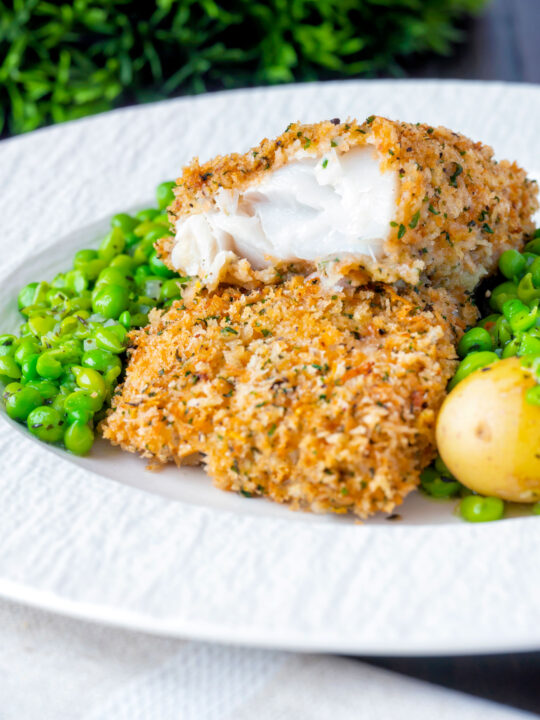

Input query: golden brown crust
[102,278,474,518]
[160,116,538,291]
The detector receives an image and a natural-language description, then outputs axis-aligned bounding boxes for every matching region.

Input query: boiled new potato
[436,357,540,502]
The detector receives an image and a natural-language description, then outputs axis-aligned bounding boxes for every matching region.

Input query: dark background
[361,653,540,715]
[361,2,540,711]
[402,0,539,84]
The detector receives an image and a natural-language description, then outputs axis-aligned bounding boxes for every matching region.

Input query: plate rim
[3,576,540,657]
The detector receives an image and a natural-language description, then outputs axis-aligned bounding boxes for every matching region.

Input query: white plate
[0,80,539,656]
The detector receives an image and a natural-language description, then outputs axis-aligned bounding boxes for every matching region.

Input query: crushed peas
[0,182,186,455]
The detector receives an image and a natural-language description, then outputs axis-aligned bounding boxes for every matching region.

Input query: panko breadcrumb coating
[102,277,475,517]
[159,116,538,292]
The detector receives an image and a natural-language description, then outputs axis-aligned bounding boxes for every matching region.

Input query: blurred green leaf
[0,0,489,136]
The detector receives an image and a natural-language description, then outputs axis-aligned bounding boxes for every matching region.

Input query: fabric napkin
[0,598,533,720]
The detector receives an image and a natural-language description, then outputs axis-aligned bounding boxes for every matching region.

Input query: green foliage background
[0,0,487,136]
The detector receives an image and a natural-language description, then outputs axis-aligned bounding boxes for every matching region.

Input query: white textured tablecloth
[0,598,533,720]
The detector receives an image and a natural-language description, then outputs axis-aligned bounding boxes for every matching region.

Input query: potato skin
[436,358,540,502]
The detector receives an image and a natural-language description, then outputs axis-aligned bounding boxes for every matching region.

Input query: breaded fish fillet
[102,277,475,517]
[159,116,538,292]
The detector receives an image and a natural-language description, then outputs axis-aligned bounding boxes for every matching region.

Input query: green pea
[135,208,160,222]
[27,406,65,444]
[13,339,39,366]
[36,280,51,302]
[59,377,77,396]
[125,231,140,248]
[51,394,67,414]
[119,310,131,328]
[20,303,53,320]
[420,467,461,498]
[51,273,67,289]
[0,342,18,357]
[46,286,72,304]
[57,340,84,363]
[130,295,157,315]
[502,297,527,320]
[516,273,540,305]
[77,258,107,281]
[98,227,126,263]
[71,366,107,400]
[28,315,56,338]
[0,336,17,358]
[523,252,538,270]
[65,296,93,315]
[95,267,132,290]
[494,316,512,347]
[149,250,175,279]
[448,351,499,390]
[457,327,492,358]
[2,381,22,401]
[499,249,526,280]
[156,180,176,210]
[0,355,22,383]
[519,333,540,357]
[502,337,520,358]
[132,239,155,266]
[64,422,95,456]
[110,254,136,274]
[82,348,121,374]
[106,363,122,386]
[476,314,498,341]
[5,385,43,421]
[64,269,89,294]
[92,284,130,319]
[93,325,127,354]
[434,456,454,478]
[25,379,59,401]
[143,226,169,244]
[524,237,540,255]
[530,257,540,288]
[160,278,182,302]
[153,213,170,226]
[503,298,537,333]
[72,315,93,339]
[460,495,504,523]
[111,213,138,234]
[21,354,40,381]
[36,351,63,380]
[489,281,518,312]
[18,282,39,310]
[532,501,540,514]
[133,221,160,239]
[130,312,149,327]
[59,315,86,340]
[64,389,101,421]
[134,265,152,284]
[58,380,73,396]
[74,249,98,266]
